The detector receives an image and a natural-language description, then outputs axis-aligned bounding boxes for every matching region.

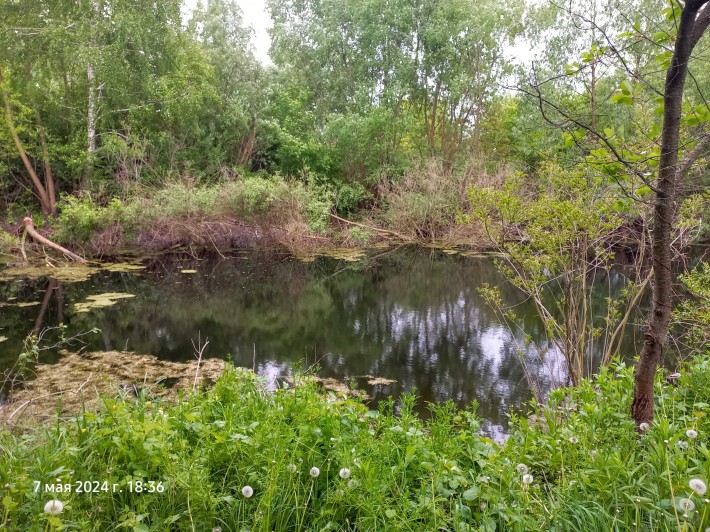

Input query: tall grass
[1,354,709,530]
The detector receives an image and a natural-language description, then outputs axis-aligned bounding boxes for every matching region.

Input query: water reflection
[0,248,642,436]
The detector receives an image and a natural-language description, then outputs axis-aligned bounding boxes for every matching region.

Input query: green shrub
[216,176,332,233]
[333,182,371,215]
[216,176,291,218]
[146,183,220,218]
[55,196,132,244]
[675,261,710,351]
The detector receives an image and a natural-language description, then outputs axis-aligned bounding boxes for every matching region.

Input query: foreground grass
[1,357,709,531]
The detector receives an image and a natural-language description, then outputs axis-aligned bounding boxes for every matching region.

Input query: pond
[0,246,642,439]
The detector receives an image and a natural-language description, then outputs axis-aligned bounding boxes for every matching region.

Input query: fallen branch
[22,217,87,263]
[329,213,413,241]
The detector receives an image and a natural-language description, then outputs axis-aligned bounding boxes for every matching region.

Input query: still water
[0,247,641,438]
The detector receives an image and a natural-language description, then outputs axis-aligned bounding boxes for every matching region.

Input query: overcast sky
[235,0,273,65]
[183,0,273,65]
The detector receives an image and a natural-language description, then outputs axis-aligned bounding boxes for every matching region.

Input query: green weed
[1,355,709,530]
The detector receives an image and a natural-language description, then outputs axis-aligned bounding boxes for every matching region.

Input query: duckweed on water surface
[0,355,708,531]
[73,292,136,313]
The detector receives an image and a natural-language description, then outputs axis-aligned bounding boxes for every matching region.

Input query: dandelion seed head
[689,478,707,496]
[639,422,650,432]
[677,498,695,512]
[516,463,529,475]
[44,500,64,515]
[569,436,578,444]
[686,429,698,439]
[339,468,351,479]
[287,463,297,473]
[347,479,358,489]
[310,466,320,478]
[522,474,534,485]
[241,485,253,498]
[677,440,689,450]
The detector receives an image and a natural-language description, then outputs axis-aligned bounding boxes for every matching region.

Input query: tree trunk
[0,68,53,216]
[631,0,710,425]
[84,60,97,186]
[35,109,57,215]
[22,217,87,263]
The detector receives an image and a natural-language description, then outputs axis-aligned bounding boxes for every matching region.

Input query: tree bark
[631,0,710,425]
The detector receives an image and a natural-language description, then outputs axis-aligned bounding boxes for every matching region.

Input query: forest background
[1,0,707,252]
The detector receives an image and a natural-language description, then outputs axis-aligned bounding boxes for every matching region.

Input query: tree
[631,0,710,424]
[521,0,710,425]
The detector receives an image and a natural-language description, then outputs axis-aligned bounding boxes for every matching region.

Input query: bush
[378,161,475,240]
[146,182,220,218]
[55,196,134,244]
[216,176,332,233]
[1,354,709,530]
[675,261,710,351]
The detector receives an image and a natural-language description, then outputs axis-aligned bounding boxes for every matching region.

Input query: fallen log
[329,213,413,241]
[22,216,87,263]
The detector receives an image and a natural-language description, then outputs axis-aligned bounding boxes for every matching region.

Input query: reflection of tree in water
[0,248,640,433]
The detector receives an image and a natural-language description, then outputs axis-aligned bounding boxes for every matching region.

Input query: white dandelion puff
[287,463,297,473]
[339,468,351,479]
[569,436,578,444]
[347,479,358,489]
[241,485,253,498]
[677,498,695,512]
[639,422,650,432]
[310,466,320,478]
[44,500,64,515]
[677,440,689,450]
[516,463,529,475]
[689,479,707,496]
[522,474,534,485]
[686,429,698,439]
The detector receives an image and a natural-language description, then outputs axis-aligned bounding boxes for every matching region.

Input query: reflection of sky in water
[0,248,639,440]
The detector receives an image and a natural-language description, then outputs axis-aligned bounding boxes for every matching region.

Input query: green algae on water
[0,301,41,308]
[101,262,146,272]
[74,292,136,313]
[0,264,96,283]
[295,247,367,263]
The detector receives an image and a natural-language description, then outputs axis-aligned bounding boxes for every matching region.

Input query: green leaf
[610,93,633,106]
[620,80,633,96]
[463,486,480,501]
[635,185,652,197]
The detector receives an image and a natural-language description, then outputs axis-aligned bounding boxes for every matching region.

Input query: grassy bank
[2,166,498,259]
[1,355,708,531]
